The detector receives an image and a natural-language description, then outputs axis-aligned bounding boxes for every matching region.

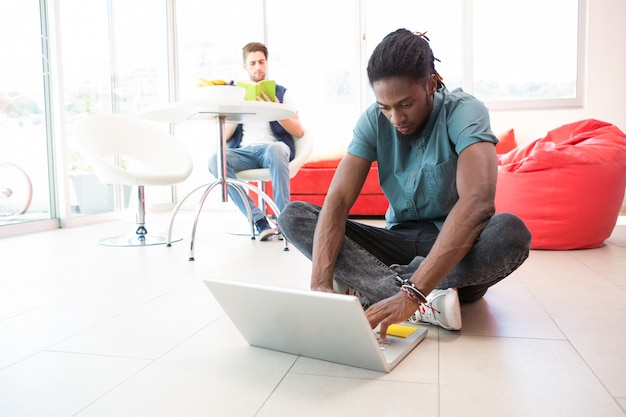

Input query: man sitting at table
[209,41,304,241]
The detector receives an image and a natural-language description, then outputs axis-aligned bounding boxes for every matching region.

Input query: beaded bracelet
[399,279,428,304]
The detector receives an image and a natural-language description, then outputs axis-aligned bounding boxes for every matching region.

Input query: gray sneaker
[408,288,462,330]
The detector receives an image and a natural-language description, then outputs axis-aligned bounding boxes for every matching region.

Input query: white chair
[75,114,193,246]
[235,128,314,216]
[166,129,314,259]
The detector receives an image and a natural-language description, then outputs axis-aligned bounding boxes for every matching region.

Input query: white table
[141,100,296,260]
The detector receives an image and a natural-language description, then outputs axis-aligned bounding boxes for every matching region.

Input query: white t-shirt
[239,90,297,147]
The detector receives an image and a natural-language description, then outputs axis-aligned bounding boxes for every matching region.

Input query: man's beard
[396,129,421,145]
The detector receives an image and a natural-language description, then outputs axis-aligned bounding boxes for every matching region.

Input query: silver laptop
[203,278,427,373]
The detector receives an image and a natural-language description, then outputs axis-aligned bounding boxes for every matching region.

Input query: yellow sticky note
[379,324,418,338]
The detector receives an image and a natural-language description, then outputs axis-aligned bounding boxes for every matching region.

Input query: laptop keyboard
[377,337,395,351]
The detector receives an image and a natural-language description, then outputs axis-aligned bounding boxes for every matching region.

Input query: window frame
[359,0,585,112]
[463,0,585,110]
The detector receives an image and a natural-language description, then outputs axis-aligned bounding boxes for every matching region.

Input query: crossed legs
[278,201,532,304]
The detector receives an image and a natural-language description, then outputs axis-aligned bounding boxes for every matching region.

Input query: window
[173,0,264,203]
[472,0,581,108]
[265,0,361,152]
[175,0,264,100]
[59,0,172,216]
[364,0,464,98]
[0,0,53,226]
[363,0,581,108]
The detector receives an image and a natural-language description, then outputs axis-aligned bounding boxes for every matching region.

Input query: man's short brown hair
[242,42,268,62]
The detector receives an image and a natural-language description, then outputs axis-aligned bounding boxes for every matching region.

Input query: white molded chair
[235,128,314,215]
[166,129,313,260]
[75,114,193,246]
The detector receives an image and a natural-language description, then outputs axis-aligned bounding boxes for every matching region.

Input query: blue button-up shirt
[348,88,498,229]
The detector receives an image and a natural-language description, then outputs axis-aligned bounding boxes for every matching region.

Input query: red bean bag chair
[495,119,626,250]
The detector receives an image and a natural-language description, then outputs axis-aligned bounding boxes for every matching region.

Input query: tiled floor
[0,206,625,417]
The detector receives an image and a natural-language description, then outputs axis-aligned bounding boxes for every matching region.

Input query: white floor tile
[0,309,111,370]
[460,279,566,339]
[0,351,150,417]
[549,306,626,397]
[439,336,625,417]
[257,373,439,417]
[51,290,223,359]
[73,316,298,417]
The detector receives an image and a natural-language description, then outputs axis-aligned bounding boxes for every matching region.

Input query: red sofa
[286,129,518,217]
[290,159,388,216]
[257,129,519,217]
[256,159,387,217]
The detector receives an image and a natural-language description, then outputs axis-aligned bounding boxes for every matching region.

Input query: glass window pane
[112,1,170,115]
[60,0,114,215]
[176,0,264,100]
[174,0,263,202]
[110,0,171,207]
[266,0,361,154]
[473,0,579,101]
[365,0,464,94]
[60,0,171,214]
[60,0,111,115]
[0,1,51,225]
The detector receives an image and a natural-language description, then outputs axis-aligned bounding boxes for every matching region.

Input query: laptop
[203,278,427,373]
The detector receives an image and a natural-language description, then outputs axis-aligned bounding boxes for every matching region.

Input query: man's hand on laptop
[366,292,417,342]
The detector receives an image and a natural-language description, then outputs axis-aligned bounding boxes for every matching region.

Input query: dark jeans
[278,201,532,304]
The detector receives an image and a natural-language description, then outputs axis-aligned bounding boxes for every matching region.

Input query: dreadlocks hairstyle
[367,29,444,89]
[242,42,268,62]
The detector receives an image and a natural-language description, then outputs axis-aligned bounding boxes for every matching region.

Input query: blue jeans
[209,142,290,223]
[278,201,532,304]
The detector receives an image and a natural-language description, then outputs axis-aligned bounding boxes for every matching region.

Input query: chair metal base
[97,186,181,247]
[166,178,289,260]
[99,233,182,247]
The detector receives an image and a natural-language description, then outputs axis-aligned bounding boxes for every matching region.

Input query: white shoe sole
[257,228,275,241]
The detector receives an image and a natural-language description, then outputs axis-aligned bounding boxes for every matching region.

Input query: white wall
[490,0,626,144]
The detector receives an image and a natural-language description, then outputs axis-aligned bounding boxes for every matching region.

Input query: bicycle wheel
[0,162,33,217]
